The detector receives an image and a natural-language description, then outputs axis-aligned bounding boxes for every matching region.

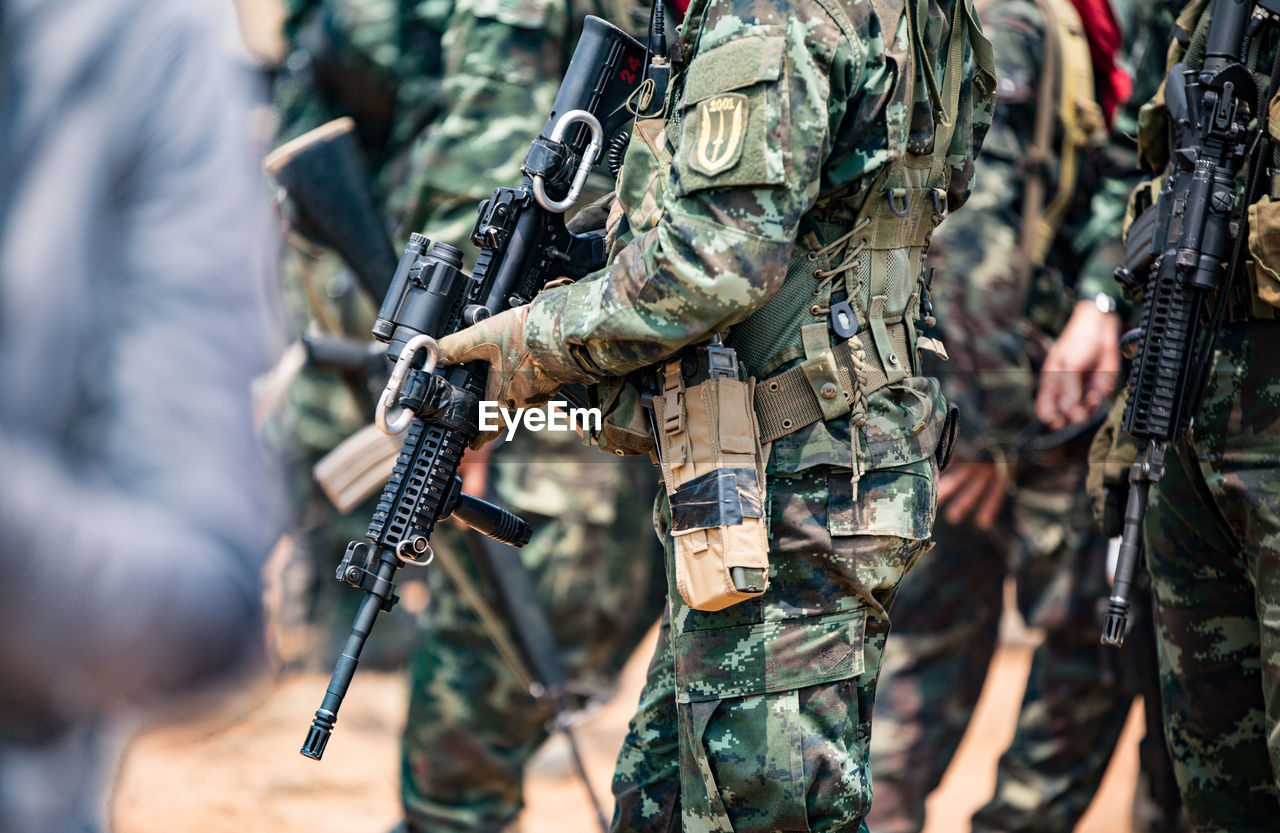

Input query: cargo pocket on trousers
[672,609,868,828]
[680,692,810,833]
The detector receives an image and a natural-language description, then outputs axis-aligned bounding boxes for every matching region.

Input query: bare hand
[937,462,1008,530]
[1035,300,1121,430]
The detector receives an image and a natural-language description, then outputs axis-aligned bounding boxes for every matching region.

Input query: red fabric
[669,0,690,20]
[1064,0,1131,127]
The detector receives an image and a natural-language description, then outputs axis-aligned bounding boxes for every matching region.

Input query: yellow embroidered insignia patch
[689,93,749,177]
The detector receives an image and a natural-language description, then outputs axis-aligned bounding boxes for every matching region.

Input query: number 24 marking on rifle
[620,56,643,85]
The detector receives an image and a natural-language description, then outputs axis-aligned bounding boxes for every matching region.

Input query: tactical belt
[754,323,912,443]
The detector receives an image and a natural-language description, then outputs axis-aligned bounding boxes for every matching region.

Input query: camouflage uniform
[512,0,996,829]
[1142,324,1280,831]
[1122,1,1280,827]
[867,2,1186,832]
[401,430,666,832]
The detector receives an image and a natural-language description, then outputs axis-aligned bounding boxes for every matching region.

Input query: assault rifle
[283,16,648,757]
[1103,0,1272,646]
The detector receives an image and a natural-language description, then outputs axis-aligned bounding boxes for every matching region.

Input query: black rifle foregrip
[368,410,473,549]
[453,493,534,547]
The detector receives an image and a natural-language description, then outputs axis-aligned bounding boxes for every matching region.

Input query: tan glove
[437,306,561,446]
[1086,392,1140,537]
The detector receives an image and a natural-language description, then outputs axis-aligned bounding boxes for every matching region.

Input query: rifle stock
[265,117,397,300]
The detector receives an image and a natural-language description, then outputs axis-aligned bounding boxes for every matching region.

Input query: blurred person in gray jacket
[0,0,283,830]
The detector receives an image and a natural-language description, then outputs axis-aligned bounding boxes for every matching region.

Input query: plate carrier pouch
[653,339,771,611]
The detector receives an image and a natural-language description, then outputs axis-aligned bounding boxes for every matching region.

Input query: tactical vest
[601,0,995,463]
[724,0,994,445]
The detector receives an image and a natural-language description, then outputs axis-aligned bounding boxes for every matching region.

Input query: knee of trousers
[672,606,881,833]
[675,673,876,833]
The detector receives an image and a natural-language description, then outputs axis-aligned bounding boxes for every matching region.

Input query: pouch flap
[682,34,785,104]
[675,609,866,702]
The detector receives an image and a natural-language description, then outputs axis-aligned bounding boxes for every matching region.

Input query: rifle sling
[462,525,571,692]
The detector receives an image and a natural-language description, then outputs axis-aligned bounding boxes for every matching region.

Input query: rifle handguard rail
[376,334,439,436]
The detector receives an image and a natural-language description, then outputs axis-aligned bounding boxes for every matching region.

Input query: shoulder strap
[1019,0,1103,267]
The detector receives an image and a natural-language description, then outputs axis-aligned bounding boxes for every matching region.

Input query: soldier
[867,2,1188,831]
[263,3,666,832]
[435,0,996,830]
[1040,0,1280,827]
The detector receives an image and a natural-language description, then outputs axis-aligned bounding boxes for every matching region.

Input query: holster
[652,344,770,611]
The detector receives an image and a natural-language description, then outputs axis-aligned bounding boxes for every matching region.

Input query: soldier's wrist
[525,284,603,384]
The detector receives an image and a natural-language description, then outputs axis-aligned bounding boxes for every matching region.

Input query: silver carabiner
[376,334,439,436]
[532,109,604,214]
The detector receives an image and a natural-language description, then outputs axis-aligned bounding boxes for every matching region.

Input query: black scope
[372,239,468,362]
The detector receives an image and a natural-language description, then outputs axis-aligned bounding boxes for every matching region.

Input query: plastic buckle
[829,299,859,339]
[886,188,909,217]
[931,189,948,219]
[705,343,739,379]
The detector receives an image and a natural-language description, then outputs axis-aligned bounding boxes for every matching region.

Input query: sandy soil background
[113,631,1143,833]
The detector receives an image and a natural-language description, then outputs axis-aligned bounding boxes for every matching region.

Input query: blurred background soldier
[867,1,1189,831]
[258,2,665,832]
[0,1,283,831]
[1040,0,1280,826]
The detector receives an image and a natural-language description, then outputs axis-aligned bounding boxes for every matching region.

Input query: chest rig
[729,0,993,447]
[603,0,993,462]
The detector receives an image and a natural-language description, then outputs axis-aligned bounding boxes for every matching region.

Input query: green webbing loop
[908,0,944,113]
[963,0,997,100]
[931,0,993,181]
[1186,5,1211,71]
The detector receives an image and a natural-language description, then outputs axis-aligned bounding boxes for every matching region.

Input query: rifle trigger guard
[532,109,603,213]
[377,334,439,436]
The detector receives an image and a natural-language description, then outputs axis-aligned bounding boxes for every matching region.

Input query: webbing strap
[913,0,995,184]
[754,324,912,443]
[908,0,945,116]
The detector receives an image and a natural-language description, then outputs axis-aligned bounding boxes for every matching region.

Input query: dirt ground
[113,629,1143,833]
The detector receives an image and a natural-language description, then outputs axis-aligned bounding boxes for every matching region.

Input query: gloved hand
[437,306,561,445]
[566,191,615,235]
[1086,392,1139,537]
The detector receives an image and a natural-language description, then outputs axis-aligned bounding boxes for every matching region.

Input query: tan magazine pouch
[653,356,770,611]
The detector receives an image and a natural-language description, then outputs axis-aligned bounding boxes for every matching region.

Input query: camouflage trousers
[611,465,934,833]
[1143,322,1280,832]
[400,433,667,833]
[868,439,1184,833]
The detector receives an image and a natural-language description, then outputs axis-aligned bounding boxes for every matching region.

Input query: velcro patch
[689,93,749,177]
